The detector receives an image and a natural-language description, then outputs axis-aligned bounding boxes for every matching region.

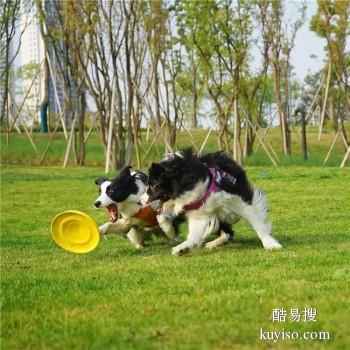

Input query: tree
[172,0,202,129]
[310,0,349,144]
[262,0,306,155]
[0,0,20,128]
[180,0,252,164]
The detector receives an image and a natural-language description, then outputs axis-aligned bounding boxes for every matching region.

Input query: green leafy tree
[310,0,349,142]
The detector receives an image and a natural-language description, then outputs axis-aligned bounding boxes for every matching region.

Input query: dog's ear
[149,163,166,179]
[95,177,108,186]
[150,163,164,173]
[181,147,195,158]
[119,165,132,179]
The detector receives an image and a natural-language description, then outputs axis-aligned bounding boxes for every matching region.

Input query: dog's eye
[106,187,114,195]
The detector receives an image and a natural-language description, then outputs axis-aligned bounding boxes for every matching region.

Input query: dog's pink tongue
[107,204,118,222]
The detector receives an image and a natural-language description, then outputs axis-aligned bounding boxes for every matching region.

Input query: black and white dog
[141,149,282,255]
[94,166,180,249]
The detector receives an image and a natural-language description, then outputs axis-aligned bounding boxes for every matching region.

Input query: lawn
[1,164,349,349]
[1,125,349,168]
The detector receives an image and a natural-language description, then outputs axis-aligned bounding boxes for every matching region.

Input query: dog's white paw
[99,223,110,236]
[171,244,190,256]
[262,237,283,250]
[205,241,218,250]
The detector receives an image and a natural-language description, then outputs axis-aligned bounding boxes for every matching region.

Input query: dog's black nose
[94,201,101,208]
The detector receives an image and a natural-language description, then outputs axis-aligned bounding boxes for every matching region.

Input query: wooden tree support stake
[142,120,166,164]
[199,128,212,155]
[105,75,117,174]
[340,144,350,168]
[318,62,331,141]
[46,52,68,140]
[63,113,78,168]
[246,118,278,167]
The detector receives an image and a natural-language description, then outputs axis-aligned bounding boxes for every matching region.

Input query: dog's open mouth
[107,204,118,222]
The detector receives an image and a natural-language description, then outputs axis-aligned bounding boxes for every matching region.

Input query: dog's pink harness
[183,168,237,211]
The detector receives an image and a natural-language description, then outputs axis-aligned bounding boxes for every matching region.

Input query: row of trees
[1,0,349,169]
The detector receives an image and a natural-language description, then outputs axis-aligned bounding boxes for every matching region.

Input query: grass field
[1,163,349,349]
[1,125,349,167]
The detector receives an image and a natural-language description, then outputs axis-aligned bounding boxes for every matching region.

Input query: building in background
[14,0,65,126]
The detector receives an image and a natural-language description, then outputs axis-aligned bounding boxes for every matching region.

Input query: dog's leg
[205,230,232,250]
[99,221,131,236]
[205,221,233,249]
[99,222,113,236]
[236,189,282,249]
[171,216,219,256]
[126,227,145,249]
[157,213,176,240]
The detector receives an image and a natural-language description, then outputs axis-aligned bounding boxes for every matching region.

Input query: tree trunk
[1,32,11,127]
[233,68,242,164]
[39,56,49,133]
[115,78,125,169]
[329,96,337,134]
[273,64,290,155]
[124,8,134,166]
[233,97,242,164]
[243,114,255,157]
[153,59,161,126]
[191,66,198,129]
[77,90,86,165]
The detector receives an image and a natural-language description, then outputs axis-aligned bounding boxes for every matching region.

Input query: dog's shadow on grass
[251,232,348,250]
[101,232,349,259]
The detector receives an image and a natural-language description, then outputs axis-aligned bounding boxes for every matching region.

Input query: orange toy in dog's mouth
[107,204,118,222]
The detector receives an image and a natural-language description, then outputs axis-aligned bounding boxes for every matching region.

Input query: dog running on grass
[140,149,282,255]
[94,166,181,249]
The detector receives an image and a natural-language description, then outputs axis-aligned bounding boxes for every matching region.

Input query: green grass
[1,165,349,349]
[1,124,349,168]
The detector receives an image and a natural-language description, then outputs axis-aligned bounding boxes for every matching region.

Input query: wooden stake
[9,62,42,131]
[0,94,21,134]
[105,75,116,174]
[318,63,331,141]
[63,113,78,168]
[7,93,37,151]
[254,111,276,152]
[40,106,66,163]
[183,125,199,152]
[46,52,68,139]
[340,144,350,168]
[199,128,212,155]
[301,109,307,160]
[40,123,59,164]
[84,117,98,144]
[324,130,339,164]
[246,118,278,167]
[301,74,325,128]
[142,120,166,163]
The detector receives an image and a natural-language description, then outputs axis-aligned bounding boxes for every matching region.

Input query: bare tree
[1,0,21,126]
[263,0,306,155]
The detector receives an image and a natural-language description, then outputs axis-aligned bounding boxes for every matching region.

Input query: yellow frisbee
[51,210,100,253]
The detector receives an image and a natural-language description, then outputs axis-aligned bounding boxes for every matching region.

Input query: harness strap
[183,168,236,211]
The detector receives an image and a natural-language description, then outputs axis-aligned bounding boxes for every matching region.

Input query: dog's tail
[251,188,272,234]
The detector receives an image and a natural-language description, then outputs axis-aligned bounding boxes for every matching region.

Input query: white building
[13,0,64,126]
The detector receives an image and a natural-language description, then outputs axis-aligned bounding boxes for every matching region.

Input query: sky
[288,0,326,81]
